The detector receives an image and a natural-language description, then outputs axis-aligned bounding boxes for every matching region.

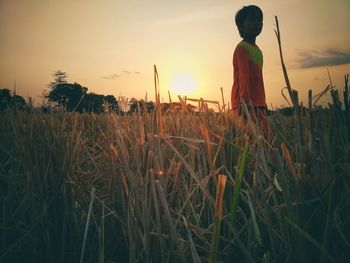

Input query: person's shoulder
[234,40,247,51]
[239,41,263,55]
[234,40,245,49]
[234,41,248,56]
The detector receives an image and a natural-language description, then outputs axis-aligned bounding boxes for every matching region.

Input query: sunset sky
[1,0,349,108]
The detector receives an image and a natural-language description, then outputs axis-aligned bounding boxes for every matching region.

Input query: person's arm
[235,46,251,103]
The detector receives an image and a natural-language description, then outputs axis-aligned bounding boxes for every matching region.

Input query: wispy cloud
[101,70,141,80]
[101,74,119,80]
[296,48,350,68]
[122,70,141,75]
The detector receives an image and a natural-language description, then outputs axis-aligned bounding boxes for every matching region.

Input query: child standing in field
[231,5,268,139]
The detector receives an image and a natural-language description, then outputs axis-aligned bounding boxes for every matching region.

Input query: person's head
[235,5,263,40]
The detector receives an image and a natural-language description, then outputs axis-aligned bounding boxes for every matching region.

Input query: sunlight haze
[170,72,197,97]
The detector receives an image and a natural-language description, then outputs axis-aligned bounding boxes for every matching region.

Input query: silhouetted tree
[48,70,68,90]
[12,95,26,110]
[80,93,104,113]
[77,93,119,113]
[46,70,120,113]
[128,98,154,114]
[103,95,119,113]
[47,82,87,111]
[0,89,12,111]
[0,88,26,111]
[128,98,139,113]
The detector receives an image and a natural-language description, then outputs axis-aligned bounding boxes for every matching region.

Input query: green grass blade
[230,143,248,224]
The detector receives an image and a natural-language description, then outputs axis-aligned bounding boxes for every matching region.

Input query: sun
[170,72,197,95]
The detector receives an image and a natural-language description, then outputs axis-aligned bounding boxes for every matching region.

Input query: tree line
[0,70,159,114]
[1,70,325,115]
[0,70,193,114]
[43,70,166,114]
[43,70,120,113]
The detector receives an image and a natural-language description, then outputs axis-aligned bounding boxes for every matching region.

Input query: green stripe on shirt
[238,41,263,69]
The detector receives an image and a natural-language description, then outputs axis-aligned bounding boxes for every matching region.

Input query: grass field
[0,74,349,263]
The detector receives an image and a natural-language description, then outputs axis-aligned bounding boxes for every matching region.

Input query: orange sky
[0,0,349,108]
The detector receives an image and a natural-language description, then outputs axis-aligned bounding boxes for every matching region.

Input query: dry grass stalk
[215,174,227,220]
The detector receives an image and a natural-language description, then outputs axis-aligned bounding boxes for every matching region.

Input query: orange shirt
[231,40,266,110]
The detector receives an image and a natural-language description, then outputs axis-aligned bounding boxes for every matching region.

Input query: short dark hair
[235,5,263,37]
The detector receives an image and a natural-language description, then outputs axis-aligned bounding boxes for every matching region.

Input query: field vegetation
[1,72,349,262]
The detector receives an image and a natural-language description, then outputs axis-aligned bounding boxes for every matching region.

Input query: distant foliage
[47,82,88,111]
[0,89,12,110]
[48,70,68,90]
[0,88,26,111]
[128,98,155,114]
[46,70,119,113]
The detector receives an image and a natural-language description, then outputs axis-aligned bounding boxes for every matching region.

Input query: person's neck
[243,37,256,44]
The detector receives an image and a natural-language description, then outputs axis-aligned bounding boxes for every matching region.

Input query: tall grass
[1,81,349,262]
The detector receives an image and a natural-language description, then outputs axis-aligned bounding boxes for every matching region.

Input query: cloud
[296,48,350,68]
[101,70,141,80]
[101,74,119,80]
[122,70,141,75]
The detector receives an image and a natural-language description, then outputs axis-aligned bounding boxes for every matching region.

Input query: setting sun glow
[170,73,197,95]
